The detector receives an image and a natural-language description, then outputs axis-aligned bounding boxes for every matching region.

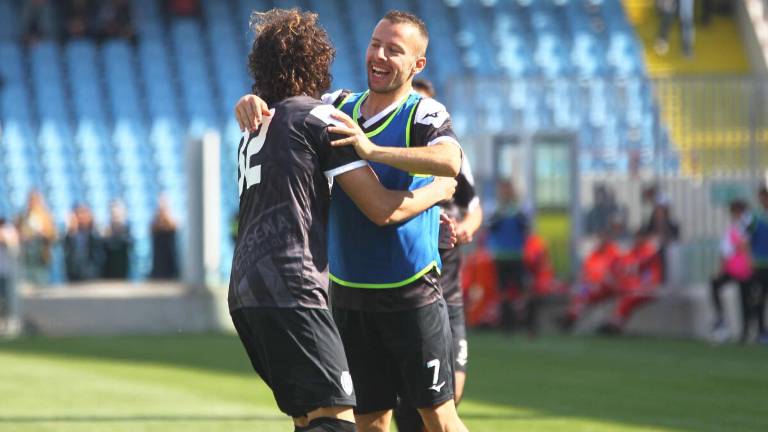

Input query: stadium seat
[131,0,164,38]
[0,1,19,40]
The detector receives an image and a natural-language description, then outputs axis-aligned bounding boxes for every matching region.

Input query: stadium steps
[621,0,760,174]
[622,0,750,76]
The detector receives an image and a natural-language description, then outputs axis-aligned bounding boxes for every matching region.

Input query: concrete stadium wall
[538,283,747,341]
[13,281,748,342]
[19,282,232,336]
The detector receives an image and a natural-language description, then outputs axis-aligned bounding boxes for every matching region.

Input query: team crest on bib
[340,371,354,396]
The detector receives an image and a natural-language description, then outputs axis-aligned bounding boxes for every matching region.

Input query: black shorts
[447,305,468,373]
[230,307,356,418]
[333,299,454,414]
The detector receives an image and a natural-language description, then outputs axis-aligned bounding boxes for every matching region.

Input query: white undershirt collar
[359,92,416,129]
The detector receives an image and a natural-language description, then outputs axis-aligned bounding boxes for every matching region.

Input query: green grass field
[1,332,766,432]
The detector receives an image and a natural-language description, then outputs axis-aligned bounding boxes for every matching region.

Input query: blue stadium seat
[66,40,108,120]
[0,42,24,82]
[450,0,501,76]
[236,0,271,52]
[306,0,358,89]
[0,1,19,40]
[30,42,69,119]
[138,41,180,120]
[202,1,250,114]
[1,85,33,121]
[131,0,164,38]
[170,19,218,128]
[414,0,463,84]
[2,120,42,211]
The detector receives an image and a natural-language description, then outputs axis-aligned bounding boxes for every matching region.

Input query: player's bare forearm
[459,204,483,238]
[381,178,456,225]
[368,142,461,177]
[337,167,456,226]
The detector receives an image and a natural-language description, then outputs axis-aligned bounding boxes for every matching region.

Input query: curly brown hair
[247,8,335,105]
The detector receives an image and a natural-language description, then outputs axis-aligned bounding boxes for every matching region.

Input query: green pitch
[1,332,766,431]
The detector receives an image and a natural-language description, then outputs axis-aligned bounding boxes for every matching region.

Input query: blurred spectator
[596,229,663,334]
[64,203,104,281]
[0,216,20,320]
[645,200,680,243]
[17,190,57,286]
[747,186,768,343]
[62,0,97,40]
[102,200,133,279]
[655,0,695,57]
[520,233,565,335]
[21,0,58,44]
[487,179,531,334]
[462,241,501,328]
[412,77,435,98]
[558,229,623,331]
[150,197,179,280]
[642,185,680,282]
[166,0,200,17]
[97,0,135,42]
[585,184,628,237]
[710,199,753,343]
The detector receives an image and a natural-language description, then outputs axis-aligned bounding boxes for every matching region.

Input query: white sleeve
[308,104,346,128]
[320,89,344,105]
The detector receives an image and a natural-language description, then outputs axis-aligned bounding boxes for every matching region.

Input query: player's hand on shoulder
[432,176,457,202]
[328,110,378,159]
[234,94,271,132]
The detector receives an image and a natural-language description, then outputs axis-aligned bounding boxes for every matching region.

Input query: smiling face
[365,18,427,95]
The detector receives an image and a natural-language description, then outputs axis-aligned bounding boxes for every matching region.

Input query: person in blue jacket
[487,179,531,334]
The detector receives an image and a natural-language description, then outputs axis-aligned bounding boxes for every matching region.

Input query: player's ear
[414,56,426,75]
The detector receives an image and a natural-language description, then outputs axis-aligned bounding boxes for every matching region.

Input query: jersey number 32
[238,115,274,197]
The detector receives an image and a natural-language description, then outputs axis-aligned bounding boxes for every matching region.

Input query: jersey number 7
[238,115,274,197]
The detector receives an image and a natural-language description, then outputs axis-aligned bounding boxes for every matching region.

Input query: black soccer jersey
[228,96,366,311]
[440,156,480,306]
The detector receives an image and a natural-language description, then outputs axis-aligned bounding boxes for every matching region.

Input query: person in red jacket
[558,230,622,331]
[520,233,564,335]
[461,238,501,329]
[598,229,662,334]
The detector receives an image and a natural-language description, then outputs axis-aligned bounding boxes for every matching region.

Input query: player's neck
[362,84,412,119]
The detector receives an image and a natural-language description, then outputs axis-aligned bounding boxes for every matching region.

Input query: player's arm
[312,103,453,226]
[329,111,461,177]
[335,167,456,226]
[453,157,483,244]
[234,95,272,131]
[457,204,483,244]
[234,91,344,131]
[368,142,461,178]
